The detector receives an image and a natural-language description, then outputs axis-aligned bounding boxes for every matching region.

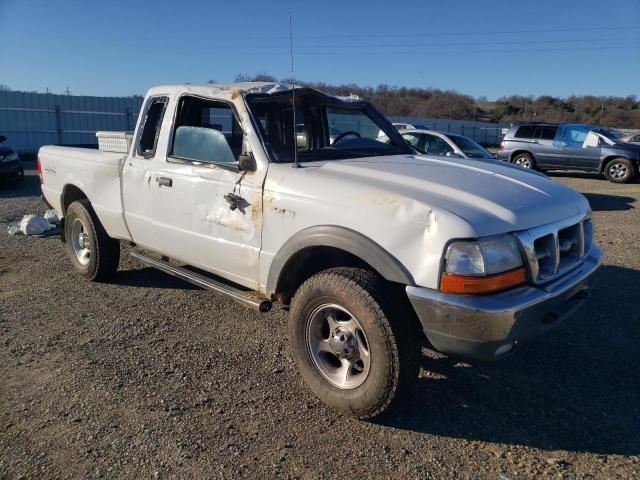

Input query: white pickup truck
[39,82,602,418]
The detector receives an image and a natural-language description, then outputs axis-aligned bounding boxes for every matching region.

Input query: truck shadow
[112,267,200,290]
[383,265,640,456]
[582,193,636,212]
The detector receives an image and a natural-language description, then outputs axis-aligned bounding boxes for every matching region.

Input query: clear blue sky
[1,0,638,99]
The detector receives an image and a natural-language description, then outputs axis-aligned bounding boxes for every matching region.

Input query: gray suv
[497,123,640,183]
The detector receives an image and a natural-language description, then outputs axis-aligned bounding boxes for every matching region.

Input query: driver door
[147,95,266,289]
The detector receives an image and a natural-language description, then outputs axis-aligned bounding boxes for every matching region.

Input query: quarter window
[137,96,168,158]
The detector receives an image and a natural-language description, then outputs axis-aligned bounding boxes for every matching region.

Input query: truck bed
[39,146,130,241]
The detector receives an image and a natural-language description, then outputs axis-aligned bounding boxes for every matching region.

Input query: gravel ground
[1,165,639,479]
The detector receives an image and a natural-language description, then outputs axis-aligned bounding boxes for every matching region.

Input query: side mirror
[238,152,257,172]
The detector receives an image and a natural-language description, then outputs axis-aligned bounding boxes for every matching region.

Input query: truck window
[169,96,243,165]
[137,96,168,158]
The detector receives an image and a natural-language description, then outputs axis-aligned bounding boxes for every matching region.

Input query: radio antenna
[289,9,300,168]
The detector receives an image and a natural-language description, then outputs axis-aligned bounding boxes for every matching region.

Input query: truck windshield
[245,89,412,163]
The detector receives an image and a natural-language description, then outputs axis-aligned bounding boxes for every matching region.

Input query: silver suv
[497,123,640,183]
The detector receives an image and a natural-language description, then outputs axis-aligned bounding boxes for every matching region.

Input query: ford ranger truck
[38,83,602,419]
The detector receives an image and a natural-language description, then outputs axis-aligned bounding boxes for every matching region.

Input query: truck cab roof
[146,82,296,102]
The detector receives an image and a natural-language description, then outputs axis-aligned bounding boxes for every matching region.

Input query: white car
[39,82,601,419]
[400,128,496,161]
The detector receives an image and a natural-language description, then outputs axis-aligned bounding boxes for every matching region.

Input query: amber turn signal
[440,267,527,295]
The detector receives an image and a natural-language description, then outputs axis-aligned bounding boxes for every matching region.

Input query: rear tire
[603,158,636,183]
[288,267,420,419]
[512,152,535,169]
[64,200,120,281]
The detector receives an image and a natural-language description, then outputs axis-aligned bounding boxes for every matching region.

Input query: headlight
[442,234,526,294]
[1,152,18,162]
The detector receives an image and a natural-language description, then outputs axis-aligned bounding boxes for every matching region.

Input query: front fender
[265,225,414,296]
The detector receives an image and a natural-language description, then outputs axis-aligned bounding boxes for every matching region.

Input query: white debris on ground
[7,210,60,236]
[43,209,59,224]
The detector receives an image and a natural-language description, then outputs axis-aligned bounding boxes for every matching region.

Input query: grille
[514,214,593,285]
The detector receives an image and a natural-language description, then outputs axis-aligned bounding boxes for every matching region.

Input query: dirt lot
[1,166,639,479]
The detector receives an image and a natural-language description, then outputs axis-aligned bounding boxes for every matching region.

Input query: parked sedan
[400,129,495,160]
[0,135,24,184]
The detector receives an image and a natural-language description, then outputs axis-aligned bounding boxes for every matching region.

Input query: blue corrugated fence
[0,91,143,153]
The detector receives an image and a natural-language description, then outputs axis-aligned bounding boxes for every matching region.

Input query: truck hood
[310,154,590,236]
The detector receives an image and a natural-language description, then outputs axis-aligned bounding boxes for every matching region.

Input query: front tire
[512,152,535,169]
[64,200,120,281]
[288,268,420,419]
[603,158,636,183]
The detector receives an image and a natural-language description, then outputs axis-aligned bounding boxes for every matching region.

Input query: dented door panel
[150,162,265,290]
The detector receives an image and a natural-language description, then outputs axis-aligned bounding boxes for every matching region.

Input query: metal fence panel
[0,91,143,153]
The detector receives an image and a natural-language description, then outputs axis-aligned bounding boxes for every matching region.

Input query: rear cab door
[122,94,170,250]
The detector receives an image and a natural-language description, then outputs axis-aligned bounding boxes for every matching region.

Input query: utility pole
[65,86,71,96]
[523,102,527,121]
[600,102,604,125]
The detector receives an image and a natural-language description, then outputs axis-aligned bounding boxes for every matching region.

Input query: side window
[424,134,454,156]
[402,133,422,150]
[514,125,536,139]
[137,96,168,157]
[169,96,243,165]
[631,135,640,142]
[562,126,590,149]
[539,126,558,140]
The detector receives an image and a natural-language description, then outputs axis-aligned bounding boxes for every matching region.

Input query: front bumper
[406,246,603,361]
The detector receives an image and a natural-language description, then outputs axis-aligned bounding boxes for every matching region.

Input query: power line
[295,45,639,55]
[224,45,639,57]
[250,36,638,50]
[246,25,638,40]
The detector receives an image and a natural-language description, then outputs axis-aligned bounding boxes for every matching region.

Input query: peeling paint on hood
[310,155,589,236]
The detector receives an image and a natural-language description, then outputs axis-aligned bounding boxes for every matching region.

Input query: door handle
[157,176,173,187]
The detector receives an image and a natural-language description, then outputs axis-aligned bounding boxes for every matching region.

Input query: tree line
[234,74,640,128]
